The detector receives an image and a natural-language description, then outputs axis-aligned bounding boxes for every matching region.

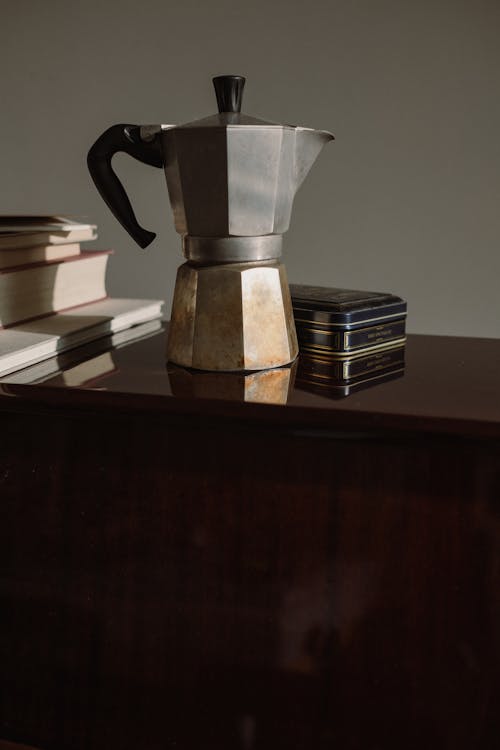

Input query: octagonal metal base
[166,260,298,372]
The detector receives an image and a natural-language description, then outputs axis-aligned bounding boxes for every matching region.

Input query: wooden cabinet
[1,329,499,749]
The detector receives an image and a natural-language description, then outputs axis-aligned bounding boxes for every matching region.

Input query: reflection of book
[51,352,117,387]
[0,215,97,249]
[0,251,111,327]
[2,318,162,385]
[0,298,163,377]
[0,242,81,269]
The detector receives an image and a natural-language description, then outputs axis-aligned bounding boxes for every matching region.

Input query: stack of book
[290,284,407,397]
[0,216,163,377]
[3,317,162,387]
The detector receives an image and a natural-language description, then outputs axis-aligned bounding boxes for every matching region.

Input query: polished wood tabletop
[1,328,499,750]
[1,326,500,437]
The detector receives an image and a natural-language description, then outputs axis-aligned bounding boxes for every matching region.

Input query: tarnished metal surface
[240,265,293,371]
[166,264,198,367]
[280,262,300,359]
[192,265,245,370]
[166,261,298,372]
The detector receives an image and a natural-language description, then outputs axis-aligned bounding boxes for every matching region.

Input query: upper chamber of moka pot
[87,75,334,262]
[147,76,335,263]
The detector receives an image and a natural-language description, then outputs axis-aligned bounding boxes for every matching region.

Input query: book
[0,215,97,249]
[0,297,164,377]
[290,283,407,355]
[0,250,111,328]
[2,318,162,385]
[0,215,94,231]
[0,242,81,269]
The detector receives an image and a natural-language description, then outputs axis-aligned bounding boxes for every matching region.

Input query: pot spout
[294,127,334,192]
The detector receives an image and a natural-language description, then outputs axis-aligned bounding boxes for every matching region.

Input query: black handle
[87,124,163,249]
[213,75,246,113]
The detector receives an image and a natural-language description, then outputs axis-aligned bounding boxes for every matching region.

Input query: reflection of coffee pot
[88,76,334,371]
[167,360,297,405]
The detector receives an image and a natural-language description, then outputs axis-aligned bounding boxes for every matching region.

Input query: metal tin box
[290,284,407,355]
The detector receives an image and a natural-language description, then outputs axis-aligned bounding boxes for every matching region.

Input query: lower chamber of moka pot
[166,259,299,372]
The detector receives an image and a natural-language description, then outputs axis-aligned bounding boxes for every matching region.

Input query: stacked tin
[290,284,407,396]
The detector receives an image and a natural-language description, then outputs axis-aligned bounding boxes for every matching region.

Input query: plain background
[1,0,499,337]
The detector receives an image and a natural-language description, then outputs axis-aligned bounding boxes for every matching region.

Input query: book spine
[0,249,111,275]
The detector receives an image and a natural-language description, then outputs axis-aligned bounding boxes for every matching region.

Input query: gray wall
[2,0,499,337]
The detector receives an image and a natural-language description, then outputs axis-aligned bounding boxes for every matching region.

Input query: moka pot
[88,75,334,371]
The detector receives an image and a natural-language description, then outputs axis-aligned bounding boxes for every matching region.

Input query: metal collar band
[183,235,282,264]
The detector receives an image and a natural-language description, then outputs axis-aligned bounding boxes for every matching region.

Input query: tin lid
[290,284,407,327]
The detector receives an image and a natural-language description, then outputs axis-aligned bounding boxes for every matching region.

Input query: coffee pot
[88,75,334,371]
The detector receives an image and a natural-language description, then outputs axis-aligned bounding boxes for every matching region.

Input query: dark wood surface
[1,329,499,749]
[1,329,500,437]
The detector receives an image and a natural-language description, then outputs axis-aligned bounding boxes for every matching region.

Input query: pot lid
[181,75,290,129]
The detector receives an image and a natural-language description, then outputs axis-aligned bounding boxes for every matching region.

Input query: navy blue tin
[290,284,407,355]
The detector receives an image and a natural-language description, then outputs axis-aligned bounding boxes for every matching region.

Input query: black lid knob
[213,75,246,113]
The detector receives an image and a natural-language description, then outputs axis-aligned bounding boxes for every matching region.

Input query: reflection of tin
[290,284,407,355]
[298,344,405,382]
[296,365,405,399]
[295,339,406,399]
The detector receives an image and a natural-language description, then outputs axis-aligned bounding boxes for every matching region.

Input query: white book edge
[0,298,164,377]
[4,318,163,384]
[0,216,97,232]
[0,224,97,233]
